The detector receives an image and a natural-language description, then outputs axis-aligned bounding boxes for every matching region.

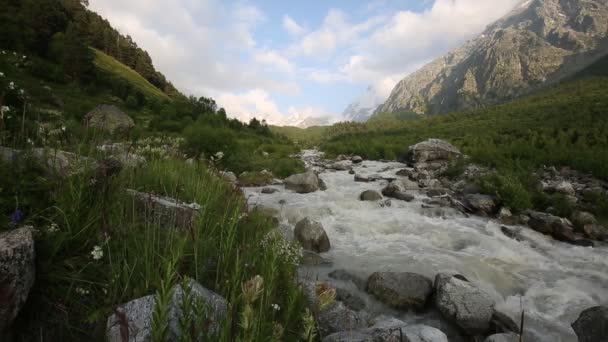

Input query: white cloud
[254,50,295,74]
[283,15,306,36]
[215,89,286,124]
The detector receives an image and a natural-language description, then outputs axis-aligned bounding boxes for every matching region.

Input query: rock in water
[364,318,448,342]
[284,171,320,193]
[261,187,279,194]
[571,306,608,342]
[484,333,519,342]
[382,180,416,201]
[434,273,494,335]
[295,218,330,253]
[0,227,35,334]
[464,194,497,215]
[323,331,373,342]
[359,190,383,201]
[84,104,135,134]
[406,139,462,164]
[351,156,363,164]
[366,272,433,311]
[106,279,227,342]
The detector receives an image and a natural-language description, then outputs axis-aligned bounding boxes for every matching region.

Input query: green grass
[270,125,328,148]
[92,48,169,101]
[4,151,306,341]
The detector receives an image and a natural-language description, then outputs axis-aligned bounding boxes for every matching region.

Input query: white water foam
[244,150,608,341]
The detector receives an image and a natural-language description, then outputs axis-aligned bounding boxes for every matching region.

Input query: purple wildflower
[10,209,24,227]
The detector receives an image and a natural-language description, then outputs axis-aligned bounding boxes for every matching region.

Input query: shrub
[478,173,533,213]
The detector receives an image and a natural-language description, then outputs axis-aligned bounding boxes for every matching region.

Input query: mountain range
[371,0,608,116]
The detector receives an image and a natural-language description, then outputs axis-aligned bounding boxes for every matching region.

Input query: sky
[89,0,521,125]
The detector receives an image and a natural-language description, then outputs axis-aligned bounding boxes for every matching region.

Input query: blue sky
[90,0,520,125]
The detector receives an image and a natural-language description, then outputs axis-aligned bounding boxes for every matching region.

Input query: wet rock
[464,194,497,215]
[500,226,522,241]
[295,218,330,253]
[405,139,462,165]
[301,250,332,266]
[572,239,595,247]
[359,190,383,201]
[84,104,135,134]
[498,207,513,223]
[354,174,370,182]
[484,333,518,342]
[336,287,366,311]
[582,224,607,241]
[367,272,433,311]
[425,188,449,197]
[336,155,349,161]
[434,273,494,335]
[364,318,448,342]
[328,270,367,291]
[284,171,320,193]
[349,170,356,175]
[382,180,416,202]
[526,211,576,242]
[261,187,279,194]
[0,227,35,334]
[396,168,414,177]
[328,160,352,171]
[106,279,227,342]
[490,308,520,333]
[571,306,608,342]
[126,189,201,232]
[542,180,576,196]
[351,156,363,164]
[419,178,443,189]
[323,331,373,342]
[319,177,328,191]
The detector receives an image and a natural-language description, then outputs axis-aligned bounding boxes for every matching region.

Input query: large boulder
[328,269,367,291]
[405,139,462,165]
[571,211,597,229]
[294,218,330,253]
[323,331,373,342]
[327,161,352,171]
[571,306,608,342]
[284,171,320,193]
[366,272,433,311]
[464,194,497,215]
[526,211,575,242]
[434,274,494,335]
[0,227,35,334]
[84,104,135,134]
[364,319,448,342]
[582,224,608,241]
[107,279,227,342]
[97,143,147,168]
[359,190,383,201]
[126,189,201,232]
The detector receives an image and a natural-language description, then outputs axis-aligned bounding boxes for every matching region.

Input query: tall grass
[6,151,306,341]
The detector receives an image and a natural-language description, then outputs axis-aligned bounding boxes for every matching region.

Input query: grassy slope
[322,75,608,178]
[270,125,328,147]
[92,48,169,101]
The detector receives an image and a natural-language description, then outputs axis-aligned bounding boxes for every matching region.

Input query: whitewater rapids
[244,150,608,341]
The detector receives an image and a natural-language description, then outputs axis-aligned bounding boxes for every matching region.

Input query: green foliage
[477,173,533,213]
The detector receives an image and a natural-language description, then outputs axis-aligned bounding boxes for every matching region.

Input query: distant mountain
[342,85,385,122]
[282,113,333,128]
[376,0,608,116]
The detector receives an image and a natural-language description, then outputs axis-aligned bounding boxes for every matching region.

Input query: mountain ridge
[375,0,608,116]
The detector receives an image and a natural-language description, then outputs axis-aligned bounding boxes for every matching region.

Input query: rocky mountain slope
[376,0,608,115]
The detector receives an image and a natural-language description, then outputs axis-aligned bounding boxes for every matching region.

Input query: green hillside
[92,48,169,101]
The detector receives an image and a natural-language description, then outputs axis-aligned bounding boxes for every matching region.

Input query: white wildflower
[1,106,9,113]
[0,72,4,77]
[26,138,33,145]
[48,223,59,233]
[75,287,90,295]
[61,125,66,132]
[19,89,24,95]
[271,303,281,311]
[91,245,104,260]
[215,151,224,160]
[22,55,26,59]
[9,81,15,90]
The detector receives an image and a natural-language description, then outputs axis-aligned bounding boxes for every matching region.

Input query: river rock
[526,211,575,242]
[405,139,462,165]
[354,174,371,182]
[464,194,497,215]
[542,180,576,196]
[484,333,518,342]
[0,227,35,334]
[367,272,433,311]
[126,189,201,232]
[295,218,330,253]
[351,156,363,164]
[84,104,134,134]
[582,224,608,241]
[335,287,366,311]
[571,306,608,342]
[261,187,279,194]
[219,171,237,183]
[434,273,495,335]
[284,171,320,193]
[106,279,227,342]
[301,250,332,266]
[328,269,367,290]
[323,331,373,342]
[382,180,416,202]
[328,161,352,171]
[571,211,597,229]
[364,318,448,342]
[360,190,383,201]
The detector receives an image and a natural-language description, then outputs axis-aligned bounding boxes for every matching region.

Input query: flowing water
[244,150,608,341]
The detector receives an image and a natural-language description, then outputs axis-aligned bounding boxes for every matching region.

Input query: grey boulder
[366,272,433,311]
[406,139,462,164]
[484,333,519,342]
[464,194,497,215]
[295,218,330,253]
[434,273,495,335]
[284,171,320,193]
[0,227,35,333]
[571,306,608,342]
[359,190,383,201]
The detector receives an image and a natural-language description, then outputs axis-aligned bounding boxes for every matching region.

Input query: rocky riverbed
[244,149,608,342]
